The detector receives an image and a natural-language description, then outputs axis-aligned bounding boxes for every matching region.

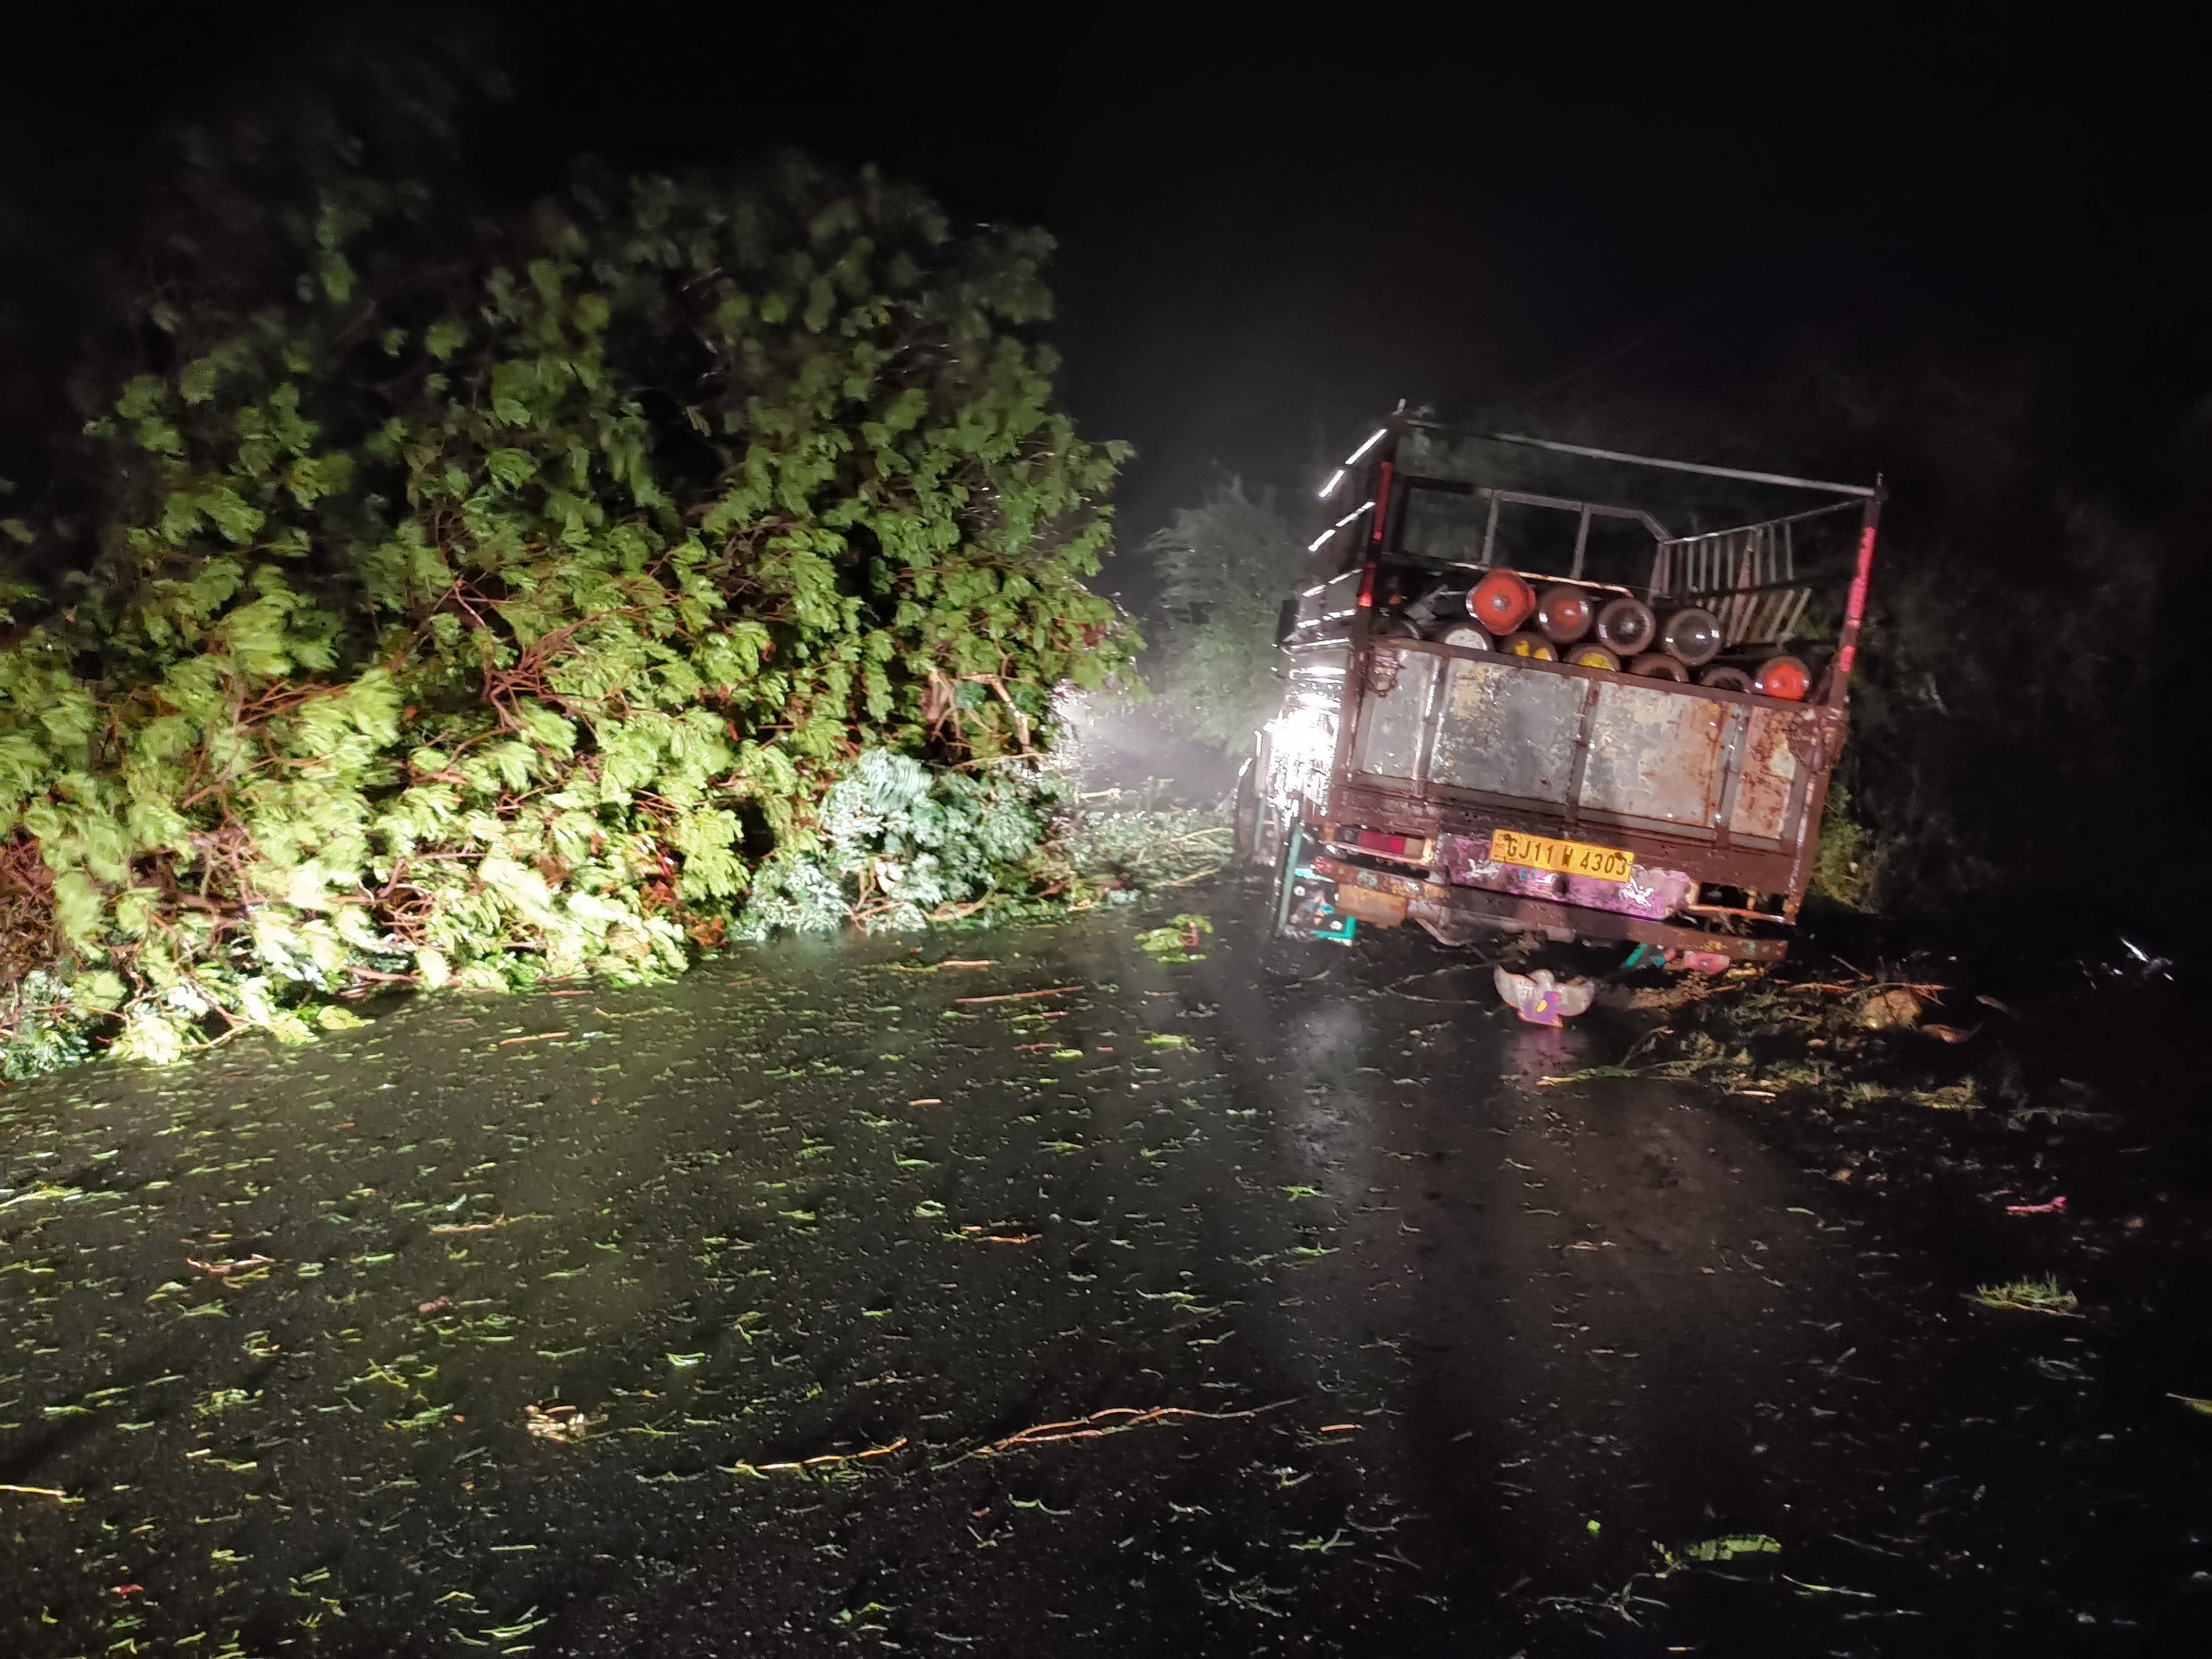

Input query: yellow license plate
[1488,828,1634,882]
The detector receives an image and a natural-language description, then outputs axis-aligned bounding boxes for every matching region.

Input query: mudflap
[1286,866,1357,944]
[1271,825,1357,945]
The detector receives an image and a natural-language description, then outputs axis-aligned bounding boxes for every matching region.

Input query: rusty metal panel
[1728,704,1802,843]
[1427,658,1585,802]
[1578,682,1727,827]
[1348,646,1437,779]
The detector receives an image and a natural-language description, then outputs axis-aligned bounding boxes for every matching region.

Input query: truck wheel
[1262,827,1336,979]
[1266,821,1303,933]
[1232,759,1261,864]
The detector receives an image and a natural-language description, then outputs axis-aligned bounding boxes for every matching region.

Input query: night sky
[5,4,2207,599]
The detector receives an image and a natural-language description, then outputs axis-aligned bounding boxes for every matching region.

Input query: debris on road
[524,1403,605,1443]
[1661,1533,1782,1569]
[723,1436,910,1479]
[1973,1275,2079,1315]
[1137,913,1214,962]
[953,985,1085,1006]
[1495,967,1595,1026]
[1854,988,1923,1030]
[954,1402,1289,1465]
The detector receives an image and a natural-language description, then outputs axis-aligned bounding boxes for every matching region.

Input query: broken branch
[954,985,1084,1006]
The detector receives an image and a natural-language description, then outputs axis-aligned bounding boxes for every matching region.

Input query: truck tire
[1262,826,1338,979]
[1232,758,1261,864]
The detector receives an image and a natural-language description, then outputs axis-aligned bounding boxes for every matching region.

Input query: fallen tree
[0,137,1139,1069]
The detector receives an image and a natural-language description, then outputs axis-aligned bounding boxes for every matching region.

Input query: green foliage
[1973,1274,2078,1315]
[1657,1534,1781,1572]
[0,972,95,1081]
[1136,913,1212,962]
[1145,480,1304,749]
[1792,364,2199,932]
[749,750,1073,937]
[1809,778,1874,908]
[1065,791,1233,894]
[0,145,1139,1069]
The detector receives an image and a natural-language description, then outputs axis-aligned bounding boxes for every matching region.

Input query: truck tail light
[1349,828,1428,861]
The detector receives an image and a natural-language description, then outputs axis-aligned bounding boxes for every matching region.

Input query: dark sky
[5,4,2207,585]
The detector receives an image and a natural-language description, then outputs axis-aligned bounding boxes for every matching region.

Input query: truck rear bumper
[1308,853,1788,962]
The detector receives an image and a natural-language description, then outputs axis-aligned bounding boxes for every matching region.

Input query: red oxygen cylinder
[1754,654,1811,701]
[1468,569,1536,636]
[1534,585,1595,644]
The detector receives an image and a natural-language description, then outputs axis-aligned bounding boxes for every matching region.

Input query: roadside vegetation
[1143,480,1305,751]
[0,103,1158,1075]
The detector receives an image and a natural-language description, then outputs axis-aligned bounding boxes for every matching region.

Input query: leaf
[486,448,538,489]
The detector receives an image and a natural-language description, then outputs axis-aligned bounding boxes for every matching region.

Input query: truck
[1232,415,1883,969]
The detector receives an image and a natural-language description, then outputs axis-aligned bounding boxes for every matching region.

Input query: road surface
[2,885,2206,1654]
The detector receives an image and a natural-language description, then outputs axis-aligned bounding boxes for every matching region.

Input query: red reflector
[1355,830,1410,856]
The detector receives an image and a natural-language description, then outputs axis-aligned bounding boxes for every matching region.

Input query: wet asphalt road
[3,885,2209,1656]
